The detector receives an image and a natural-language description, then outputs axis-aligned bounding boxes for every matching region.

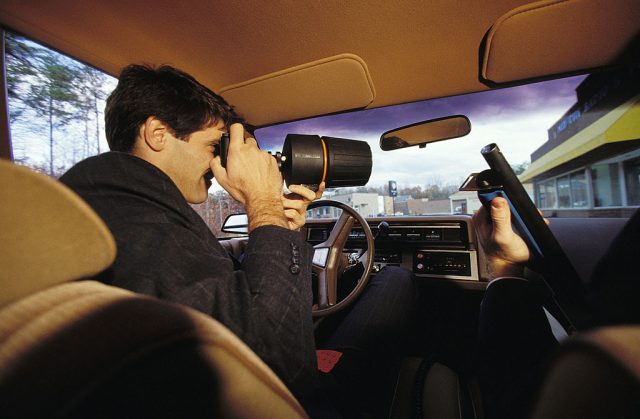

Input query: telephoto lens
[275,134,372,191]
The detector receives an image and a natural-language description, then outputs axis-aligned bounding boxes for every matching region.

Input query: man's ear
[141,116,168,152]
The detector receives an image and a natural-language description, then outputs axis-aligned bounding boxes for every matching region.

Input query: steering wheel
[307,200,375,318]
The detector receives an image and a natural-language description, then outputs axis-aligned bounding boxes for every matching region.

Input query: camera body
[216,133,372,191]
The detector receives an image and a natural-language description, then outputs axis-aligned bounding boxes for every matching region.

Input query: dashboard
[302,215,484,283]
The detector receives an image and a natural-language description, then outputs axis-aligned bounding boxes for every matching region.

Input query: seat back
[531,326,640,419]
[0,159,116,306]
[0,160,307,418]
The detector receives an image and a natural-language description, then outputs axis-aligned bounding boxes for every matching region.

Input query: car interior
[1,0,640,418]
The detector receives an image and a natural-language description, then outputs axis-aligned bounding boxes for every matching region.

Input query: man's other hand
[283,183,325,230]
[472,197,531,279]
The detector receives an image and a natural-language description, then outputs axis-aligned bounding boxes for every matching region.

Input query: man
[61,64,416,416]
[61,64,321,400]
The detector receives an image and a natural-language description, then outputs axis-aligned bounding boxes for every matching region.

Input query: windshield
[6,30,640,235]
[256,64,640,220]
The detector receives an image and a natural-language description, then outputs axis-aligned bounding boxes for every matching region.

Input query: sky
[256,74,587,190]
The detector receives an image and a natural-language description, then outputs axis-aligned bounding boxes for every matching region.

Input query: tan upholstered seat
[391,327,640,419]
[0,159,307,418]
[0,160,116,306]
[531,326,640,419]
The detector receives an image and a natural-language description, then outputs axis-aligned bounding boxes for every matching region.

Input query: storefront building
[520,65,640,217]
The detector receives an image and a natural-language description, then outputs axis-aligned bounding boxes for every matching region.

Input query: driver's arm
[473,200,559,419]
[210,123,317,395]
[472,197,530,279]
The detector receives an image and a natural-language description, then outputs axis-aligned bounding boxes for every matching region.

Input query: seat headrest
[0,159,116,306]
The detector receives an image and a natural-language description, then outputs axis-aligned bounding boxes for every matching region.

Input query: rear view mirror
[380,115,471,151]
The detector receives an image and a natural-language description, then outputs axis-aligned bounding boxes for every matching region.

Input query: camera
[217,133,372,191]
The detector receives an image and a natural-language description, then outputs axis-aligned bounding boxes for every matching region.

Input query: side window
[4,31,116,177]
[4,32,242,237]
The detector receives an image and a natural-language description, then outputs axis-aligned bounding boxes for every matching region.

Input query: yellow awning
[519,96,640,183]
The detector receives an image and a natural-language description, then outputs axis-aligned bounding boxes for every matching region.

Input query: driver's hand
[282,182,325,230]
[472,197,531,279]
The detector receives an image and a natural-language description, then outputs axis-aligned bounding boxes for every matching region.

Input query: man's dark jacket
[60,152,317,396]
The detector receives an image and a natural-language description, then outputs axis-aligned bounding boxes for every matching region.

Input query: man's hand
[472,197,531,279]
[211,123,288,232]
[282,182,325,230]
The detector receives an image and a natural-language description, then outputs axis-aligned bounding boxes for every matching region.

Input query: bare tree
[6,32,115,176]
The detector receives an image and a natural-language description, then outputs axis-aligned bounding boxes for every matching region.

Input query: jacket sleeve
[240,225,318,394]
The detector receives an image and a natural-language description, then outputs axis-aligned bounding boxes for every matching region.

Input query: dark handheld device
[218,132,230,169]
[477,188,543,258]
[461,143,585,311]
[216,133,372,191]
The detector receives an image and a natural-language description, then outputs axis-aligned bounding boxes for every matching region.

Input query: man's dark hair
[105,64,239,152]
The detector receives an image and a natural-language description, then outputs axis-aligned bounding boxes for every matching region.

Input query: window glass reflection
[557,176,571,208]
[543,180,557,208]
[570,171,588,207]
[624,156,640,206]
[592,163,622,207]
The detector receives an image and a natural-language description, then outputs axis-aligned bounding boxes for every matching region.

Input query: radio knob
[416,263,424,270]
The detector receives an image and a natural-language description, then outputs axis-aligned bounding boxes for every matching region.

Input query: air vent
[442,228,461,242]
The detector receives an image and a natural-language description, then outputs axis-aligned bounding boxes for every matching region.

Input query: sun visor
[219,54,375,126]
[481,0,640,84]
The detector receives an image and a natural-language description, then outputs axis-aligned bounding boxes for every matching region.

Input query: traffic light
[389,180,397,197]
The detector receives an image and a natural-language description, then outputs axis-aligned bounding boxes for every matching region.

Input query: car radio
[413,249,478,280]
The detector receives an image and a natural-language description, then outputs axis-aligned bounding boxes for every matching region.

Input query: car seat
[0,159,307,418]
[530,325,640,418]
[390,319,640,419]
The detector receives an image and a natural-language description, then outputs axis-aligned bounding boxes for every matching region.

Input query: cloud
[248,75,588,190]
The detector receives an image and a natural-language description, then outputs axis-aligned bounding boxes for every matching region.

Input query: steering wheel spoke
[325,211,355,248]
[313,267,338,308]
